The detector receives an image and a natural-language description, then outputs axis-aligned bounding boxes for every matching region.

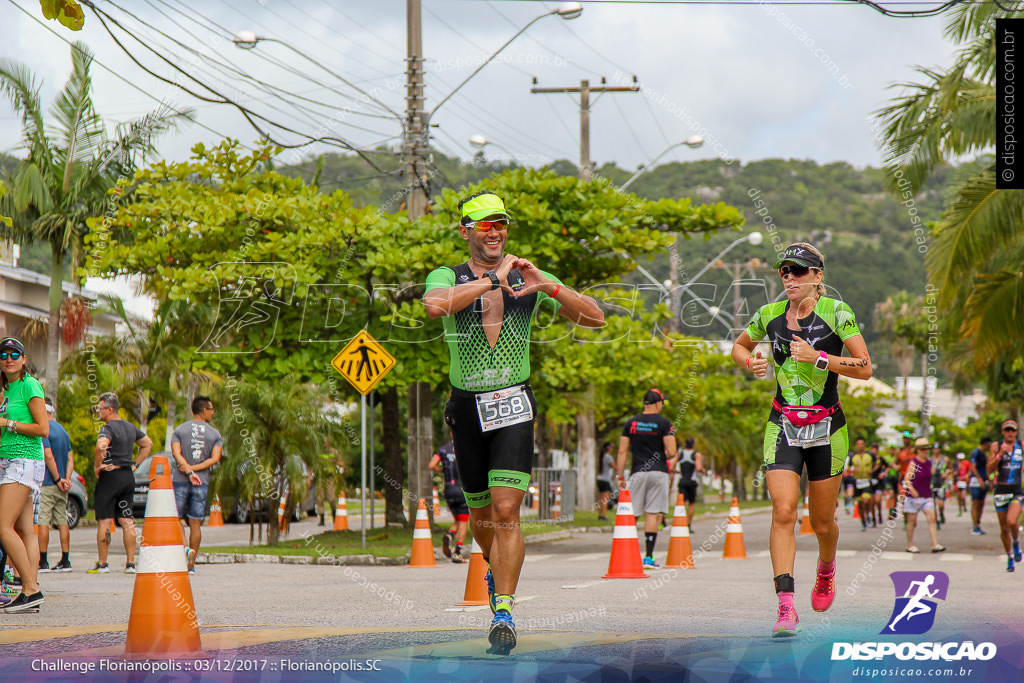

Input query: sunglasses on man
[0,351,22,361]
[1004,427,1018,433]
[779,264,812,278]
[464,218,510,232]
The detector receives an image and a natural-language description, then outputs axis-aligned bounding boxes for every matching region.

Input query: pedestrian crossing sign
[331,330,396,395]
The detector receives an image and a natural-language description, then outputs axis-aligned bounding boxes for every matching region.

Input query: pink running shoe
[811,561,836,612]
[771,602,800,638]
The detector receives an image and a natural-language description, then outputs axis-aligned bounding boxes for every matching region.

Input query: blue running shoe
[487,611,517,655]
[484,569,496,615]
[1014,540,1022,563]
[1008,557,1015,573]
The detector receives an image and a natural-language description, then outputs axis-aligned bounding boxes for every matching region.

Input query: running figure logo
[881,571,949,635]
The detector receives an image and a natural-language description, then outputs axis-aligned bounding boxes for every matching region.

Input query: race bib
[782,416,831,448]
[476,385,533,432]
[856,478,871,490]
[994,493,1014,508]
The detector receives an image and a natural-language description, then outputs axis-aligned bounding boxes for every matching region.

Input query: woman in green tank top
[0,337,50,611]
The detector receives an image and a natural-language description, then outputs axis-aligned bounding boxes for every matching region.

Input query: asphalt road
[1,501,1021,682]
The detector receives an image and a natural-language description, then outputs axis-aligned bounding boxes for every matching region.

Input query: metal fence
[522,468,576,523]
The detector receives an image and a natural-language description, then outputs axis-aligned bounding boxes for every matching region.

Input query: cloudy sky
[1,0,959,174]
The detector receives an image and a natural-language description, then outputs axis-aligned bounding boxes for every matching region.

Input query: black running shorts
[94,468,135,520]
[677,479,698,503]
[444,384,536,508]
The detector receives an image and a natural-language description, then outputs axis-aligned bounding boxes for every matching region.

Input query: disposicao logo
[831,571,997,663]
[882,571,948,635]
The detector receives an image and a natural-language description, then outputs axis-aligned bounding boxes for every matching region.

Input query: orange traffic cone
[207,495,224,527]
[664,494,694,569]
[531,487,539,514]
[277,494,286,527]
[800,496,814,535]
[432,487,441,517]
[458,538,489,606]
[603,489,649,579]
[408,499,437,568]
[551,486,562,521]
[852,501,861,519]
[125,455,202,655]
[722,497,747,559]
[333,492,349,531]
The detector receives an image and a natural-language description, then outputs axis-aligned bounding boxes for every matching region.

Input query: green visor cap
[772,245,824,270]
[461,193,511,221]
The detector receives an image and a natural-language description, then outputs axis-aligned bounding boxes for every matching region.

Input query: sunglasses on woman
[464,218,510,232]
[0,351,22,361]
[779,264,811,278]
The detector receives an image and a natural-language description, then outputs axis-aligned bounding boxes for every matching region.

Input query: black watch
[483,269,500,291]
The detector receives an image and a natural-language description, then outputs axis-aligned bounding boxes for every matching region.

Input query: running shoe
[931,546,946,553]
[771,603,801,638]
[451,548,464,564]
[442,531,454,559]
[1014,540,1022,563]
[978,527,987,535]
[38,563,50,574]
[2,570,12,585]
[124,563,137,574]
[0,593,10,606]
[185,547,196,566]
[1,582,16,596]
[1008,557,1016,573]
[8,576,21,588]
[970,527,983,536]
[642,556,660,569]
[2,591,44,613]
[811,560,836,612]
[188,567,196,576]
[487,610,517,655]
[87,563,110,574]
[51,559,72,573]
[906,546,920,554]
[484,569,496,615]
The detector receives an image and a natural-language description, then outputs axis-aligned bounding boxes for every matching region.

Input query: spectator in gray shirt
[171,396,222,574]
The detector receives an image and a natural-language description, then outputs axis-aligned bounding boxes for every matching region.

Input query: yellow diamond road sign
[331,330,396,395]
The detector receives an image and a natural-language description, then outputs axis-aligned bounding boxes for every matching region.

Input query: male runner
[850,437,873,531]
[423,192,604,654]
[428,434,468,563]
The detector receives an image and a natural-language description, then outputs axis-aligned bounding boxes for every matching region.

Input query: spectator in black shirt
[615,389,676,569]
[88,392,151,575]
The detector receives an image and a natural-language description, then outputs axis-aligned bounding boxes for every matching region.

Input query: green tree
[213,377,342,546]
[874,292,923,412]
[875,5,1024,388]
[0,42,191,408]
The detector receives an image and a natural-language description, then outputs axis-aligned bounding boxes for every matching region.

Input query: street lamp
[619,135,704,191]
[231,31,402,119]
[428,3,582,120]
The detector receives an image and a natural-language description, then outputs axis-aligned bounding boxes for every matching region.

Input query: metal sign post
[366,395,370,548]
[331,330,396,551]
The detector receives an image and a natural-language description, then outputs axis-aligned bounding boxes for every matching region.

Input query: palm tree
[0,42,193,409]
[873,293,918,412]
[214,378,344,546]
[76,294,217,441]
[874,5,1024,373]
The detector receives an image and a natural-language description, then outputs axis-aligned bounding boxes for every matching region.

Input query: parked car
[66,474,87,529]
[218,484,316,524]
[132,451,200,519]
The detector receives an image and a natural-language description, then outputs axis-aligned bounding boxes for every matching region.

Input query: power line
[141,0,400,122]
[158,0,401,119]
[5,0,244,149]
[83,1,399,171]
[612,95,651,161]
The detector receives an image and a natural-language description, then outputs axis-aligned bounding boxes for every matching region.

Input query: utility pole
[531,78,639,180]
[531,76,639,510]
[405,0,433,525]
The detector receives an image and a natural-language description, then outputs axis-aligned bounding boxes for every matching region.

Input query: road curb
[198,552,411,566]
[193,509,771,567]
